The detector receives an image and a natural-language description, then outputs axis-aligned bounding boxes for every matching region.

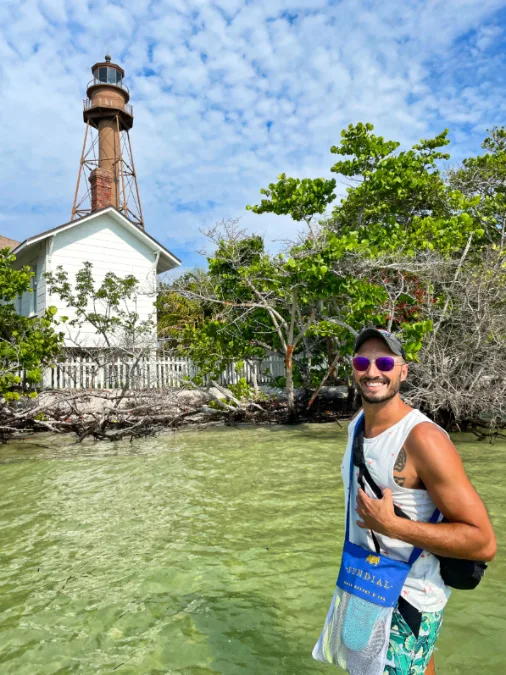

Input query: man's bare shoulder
[409,420,449,441]
[405,421,461,465]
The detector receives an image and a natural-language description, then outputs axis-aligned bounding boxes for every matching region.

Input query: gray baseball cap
[354,327,407,359]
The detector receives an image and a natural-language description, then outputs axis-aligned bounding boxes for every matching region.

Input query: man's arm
[356,423,497,561]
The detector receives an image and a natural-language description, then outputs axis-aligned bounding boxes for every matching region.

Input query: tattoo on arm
[394,447,407,473]
[394,448,407,487]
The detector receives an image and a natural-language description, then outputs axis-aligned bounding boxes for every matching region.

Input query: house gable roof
[0,235,21,251]
[12,207,181,273]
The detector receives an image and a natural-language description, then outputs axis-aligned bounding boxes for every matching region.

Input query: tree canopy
[0,250,62,401]
[160,123,506,426]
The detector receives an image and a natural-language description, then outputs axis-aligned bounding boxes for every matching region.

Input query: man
[348,327,496,675]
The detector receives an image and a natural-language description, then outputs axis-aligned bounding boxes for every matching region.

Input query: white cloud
[475,24,502,50]
[0,0,506,268]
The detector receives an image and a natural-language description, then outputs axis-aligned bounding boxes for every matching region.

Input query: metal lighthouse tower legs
[71,54,144,229]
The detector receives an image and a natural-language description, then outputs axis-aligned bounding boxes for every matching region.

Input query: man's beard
[356,376,401,404]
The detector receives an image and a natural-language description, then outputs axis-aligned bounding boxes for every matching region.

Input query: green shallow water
[0,424,504,674]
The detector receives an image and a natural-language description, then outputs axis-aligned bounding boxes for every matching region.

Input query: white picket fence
[41,354,287,390]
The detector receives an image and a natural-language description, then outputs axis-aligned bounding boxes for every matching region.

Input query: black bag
[433,523,487,590]
[352,421,487,590]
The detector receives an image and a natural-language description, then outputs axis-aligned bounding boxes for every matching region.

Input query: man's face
[353,337,408,404]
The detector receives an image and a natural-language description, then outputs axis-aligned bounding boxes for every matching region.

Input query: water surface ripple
[0,424,504,674]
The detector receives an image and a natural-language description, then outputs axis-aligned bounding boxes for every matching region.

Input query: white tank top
[341,409,451,613]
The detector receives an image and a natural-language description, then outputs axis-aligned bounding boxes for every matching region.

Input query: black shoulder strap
[352,419,380,554]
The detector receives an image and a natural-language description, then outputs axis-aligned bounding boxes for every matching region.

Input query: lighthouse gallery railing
[83,98,134,117]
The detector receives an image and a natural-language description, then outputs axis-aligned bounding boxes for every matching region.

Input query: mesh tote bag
[312,415,439,675]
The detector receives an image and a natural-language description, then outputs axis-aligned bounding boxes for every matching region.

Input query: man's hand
[356,487,397,537]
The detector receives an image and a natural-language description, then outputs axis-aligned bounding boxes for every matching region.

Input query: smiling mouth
[361,380,388,390]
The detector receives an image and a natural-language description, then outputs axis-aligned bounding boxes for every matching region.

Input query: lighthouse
[72,55,144,229]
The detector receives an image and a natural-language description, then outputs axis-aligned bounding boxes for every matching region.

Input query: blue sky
[1,0,506,273]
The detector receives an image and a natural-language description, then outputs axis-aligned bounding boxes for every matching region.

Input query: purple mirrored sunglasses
[352,356,400,372]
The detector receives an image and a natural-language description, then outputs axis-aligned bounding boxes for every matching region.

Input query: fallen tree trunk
[0,385,275,442]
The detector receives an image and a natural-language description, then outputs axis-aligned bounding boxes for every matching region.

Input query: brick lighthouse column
[89,168,113,211]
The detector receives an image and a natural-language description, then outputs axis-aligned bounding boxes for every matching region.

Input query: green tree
[180,319,265,390]
[0,250,62,401]
[46,262,154,351]
[319,123,498,358]
[177,221,384,417]
[448,125,506,245]
[157,264,266,390]
[242,123,495,403]
[328,122,489,257]
[173,123,505,425]
[46,262,155,390]
[157,275,205,350]
[246,173,337,224]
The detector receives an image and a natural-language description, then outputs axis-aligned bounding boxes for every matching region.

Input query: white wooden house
[2,214,290,390]
[9,206,180,348]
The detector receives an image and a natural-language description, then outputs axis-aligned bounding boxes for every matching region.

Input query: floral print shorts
[383,605,444,674]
